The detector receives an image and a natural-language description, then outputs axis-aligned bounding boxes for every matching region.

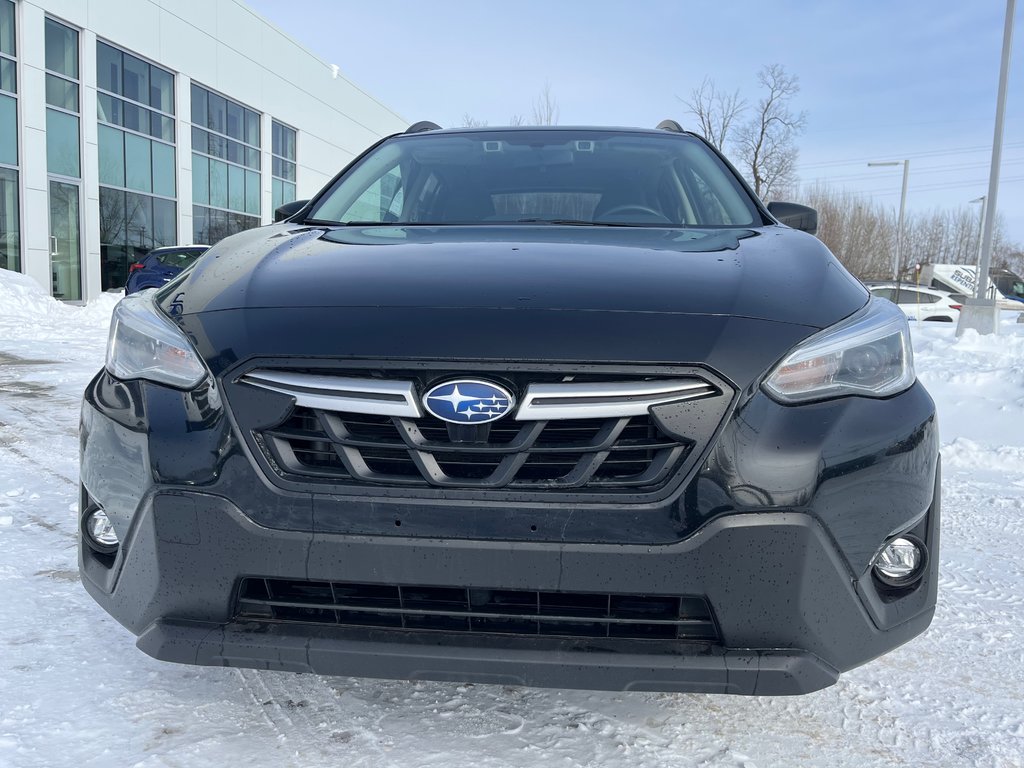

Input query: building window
[97,41,174,143]
[271,120,297,212]
[45,17,81,301]
[191,83,260,244]
[44,18,80,177]
[0,0,19,272]
[96,41,177,290]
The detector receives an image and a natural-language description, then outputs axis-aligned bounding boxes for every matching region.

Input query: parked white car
[866,282,965,322]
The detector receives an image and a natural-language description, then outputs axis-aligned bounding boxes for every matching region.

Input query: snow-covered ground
[0,267,1022,768]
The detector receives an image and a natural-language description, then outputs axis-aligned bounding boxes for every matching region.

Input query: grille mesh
[260,407,692,490]
[235,578,720,641]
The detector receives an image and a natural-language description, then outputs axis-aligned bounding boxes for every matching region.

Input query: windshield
[153,249,206,269]
[307,130,762,228]
[991,270,1024,300]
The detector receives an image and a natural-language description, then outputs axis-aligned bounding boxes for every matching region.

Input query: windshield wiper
[304,218,674,228]
[327,221,468,227]
[300,219,415,226]
[512,218,667,228]
[300,218,344,226]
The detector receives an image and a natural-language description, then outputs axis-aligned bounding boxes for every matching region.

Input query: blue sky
[245,0,1023,245]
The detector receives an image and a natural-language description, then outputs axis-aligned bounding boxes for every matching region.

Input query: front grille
[229,365,733,496]
[260,407,691,489]
[235,578,720,641]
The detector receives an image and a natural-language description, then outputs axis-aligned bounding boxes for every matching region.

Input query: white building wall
[80,27,102,301]
[17,1,49,294]
[173,67,193,248]
[13,0,407,300]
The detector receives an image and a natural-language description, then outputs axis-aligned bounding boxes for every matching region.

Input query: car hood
[164,223,865,324]
[163,224,867,387]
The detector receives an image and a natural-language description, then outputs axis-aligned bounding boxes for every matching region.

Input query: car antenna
[405,121,442,134]
[656,119,684,133]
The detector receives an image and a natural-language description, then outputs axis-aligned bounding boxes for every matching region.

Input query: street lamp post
[958,0,1015,337]
[970,196,987,275]
[868,160,910,281]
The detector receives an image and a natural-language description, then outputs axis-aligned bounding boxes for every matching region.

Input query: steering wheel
[597,204,670,221]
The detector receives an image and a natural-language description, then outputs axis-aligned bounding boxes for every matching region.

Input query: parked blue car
[125,245,209,295]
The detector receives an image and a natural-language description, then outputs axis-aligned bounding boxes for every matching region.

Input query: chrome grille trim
[516,379,718,420]
[241,372,717,421]
[240,370,422,418]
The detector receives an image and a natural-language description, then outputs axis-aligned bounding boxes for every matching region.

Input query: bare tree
[735,64,807,201]
[531,82,560,126]
[1000,248,1024,276]
[679,65,805,199]
[797,182,1023,281]
[460,85,557,128]
[98,192,128,246]
[802,183,895,279]
[681,77,745,150]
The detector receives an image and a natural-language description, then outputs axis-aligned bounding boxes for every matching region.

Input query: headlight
[105,294,207,389]
[763,298,915,403]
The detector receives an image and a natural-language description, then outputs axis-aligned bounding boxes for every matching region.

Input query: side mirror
[767,202,818,235]
[274,199,310,223]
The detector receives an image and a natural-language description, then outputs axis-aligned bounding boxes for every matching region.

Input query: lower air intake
[235,578,720,642]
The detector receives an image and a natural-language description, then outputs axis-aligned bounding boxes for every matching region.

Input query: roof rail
[656,119,684,133]
[405,121,442,134]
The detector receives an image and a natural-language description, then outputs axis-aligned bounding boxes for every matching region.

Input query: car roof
[393,125,699,138]
[148,245,210,253]
[867,281,930,288]
[866,282,958,295]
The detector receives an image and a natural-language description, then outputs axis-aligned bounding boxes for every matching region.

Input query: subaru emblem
[423,380,515,424]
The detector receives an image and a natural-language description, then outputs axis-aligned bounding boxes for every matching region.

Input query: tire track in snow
[235,668,297,732]
[0,354,86,497]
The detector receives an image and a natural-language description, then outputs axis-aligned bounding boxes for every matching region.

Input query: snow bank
[911,317,1024,451]
[942,436,1024,471]
[0,267,120,340]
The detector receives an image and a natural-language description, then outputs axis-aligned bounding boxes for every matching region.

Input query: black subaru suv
[79,123,939,695]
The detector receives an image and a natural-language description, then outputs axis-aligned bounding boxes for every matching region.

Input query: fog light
[84,509,119,554]
[873,536,925,587]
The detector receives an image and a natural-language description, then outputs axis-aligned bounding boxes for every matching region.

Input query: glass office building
[0,0,405,301]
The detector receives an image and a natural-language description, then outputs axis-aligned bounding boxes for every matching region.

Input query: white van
[919,264,1024,311]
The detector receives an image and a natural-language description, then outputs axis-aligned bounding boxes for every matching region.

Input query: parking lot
[0,278,1022,768]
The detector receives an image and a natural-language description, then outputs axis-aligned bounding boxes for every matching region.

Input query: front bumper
[79,372,940,695]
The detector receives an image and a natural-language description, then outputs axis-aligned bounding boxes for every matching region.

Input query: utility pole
[970,196,987,274]
[958,0,1016,336]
